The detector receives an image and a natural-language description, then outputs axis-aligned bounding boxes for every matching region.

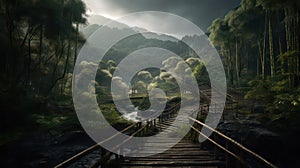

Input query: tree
[0,0,87,102]
[208,18,235,85]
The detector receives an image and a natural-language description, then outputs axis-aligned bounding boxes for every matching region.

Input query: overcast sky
[84,0,240,29]
[84,0,240,37]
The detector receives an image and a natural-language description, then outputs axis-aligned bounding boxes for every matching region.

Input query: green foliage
[246,77,300,114]
[138,97,151,110]
[192,61,209,83]
[102,33,190,64]
[133,81,147,94]
[31,112,79,134]
[100,104,132,125]
[0,0,87,131]
[245,79,273,102]
[148,78,179,95]
[279,51,298,59]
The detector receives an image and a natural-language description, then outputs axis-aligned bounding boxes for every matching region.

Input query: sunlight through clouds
[84,0,239,31]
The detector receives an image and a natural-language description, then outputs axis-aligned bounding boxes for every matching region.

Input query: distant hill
[80,24,100,38]
[78,14,207,65]
[87,14,111,26]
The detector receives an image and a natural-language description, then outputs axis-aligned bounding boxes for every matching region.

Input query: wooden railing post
[189,117,277,168]
[100,148,107,168]
[120,147,124,159]
[213,133,218,159]
[222,107,225,121]
[235,101,239,118]
[101,148,106,158]
[137,122,141,136]
[114,153,119,159]
[238,150,244,168]
[144,121,148,135]
[226,140,230,168]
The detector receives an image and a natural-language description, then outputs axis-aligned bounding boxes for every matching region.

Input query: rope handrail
[54,123,137,168]
[188,117,277,168]
[90,123,148,168]
[162,102,181,115]
[190,125,241,162]
[56,84,261,167]
[55,107,160,168]
[199,82,237,102]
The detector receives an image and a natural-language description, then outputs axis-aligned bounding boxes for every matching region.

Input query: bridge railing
[54,121,154,168]
[54,102,180,168]
[188,117,277,168]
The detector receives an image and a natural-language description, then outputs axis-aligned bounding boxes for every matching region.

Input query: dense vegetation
[208,0,300,133]
[0,0,299,151]
[0,0,209,143]
[0,0,87,141]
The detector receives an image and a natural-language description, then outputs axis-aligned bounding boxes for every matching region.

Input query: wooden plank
[124,157,215,161]
[138,148,206,151]
[122,160,223,166]
[119,105,223,168]
[122,166,218,168]
[131,157,214,161]
[126,151,214,155]
[139,144,201,148]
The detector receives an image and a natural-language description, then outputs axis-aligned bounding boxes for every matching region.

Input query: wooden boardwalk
[55,84,277,168]
[121,139,222,168]
[121,115,223,168]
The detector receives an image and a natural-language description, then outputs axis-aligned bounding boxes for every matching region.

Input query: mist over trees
[0,0,87,129]
[1,0,299,148]
[0,1,300,167]
[208,0,300,129]
[209,0,300,87]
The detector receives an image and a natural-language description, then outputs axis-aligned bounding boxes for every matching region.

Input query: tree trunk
[277,12,284,74]
[48,42,68,94]
[260,11,268,80]
[257,39,265,80]
[296,11,299,76]
[228,48,234,86]
[39,25,43,64]
[268,14,275,78]
[257,56,260,77]
[74,23,79,65]
[235,40,240,87]
[284,8,292,85]
[26,38,32,86]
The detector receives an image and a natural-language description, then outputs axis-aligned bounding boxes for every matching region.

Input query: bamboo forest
[0,0,299,167]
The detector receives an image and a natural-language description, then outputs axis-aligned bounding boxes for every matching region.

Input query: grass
[0,101,134,145]
[0,110,81,145]
[99,103,134,126]
[30,111,81,134]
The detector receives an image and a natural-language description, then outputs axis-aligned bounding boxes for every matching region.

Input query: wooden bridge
[55,85,277,168]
